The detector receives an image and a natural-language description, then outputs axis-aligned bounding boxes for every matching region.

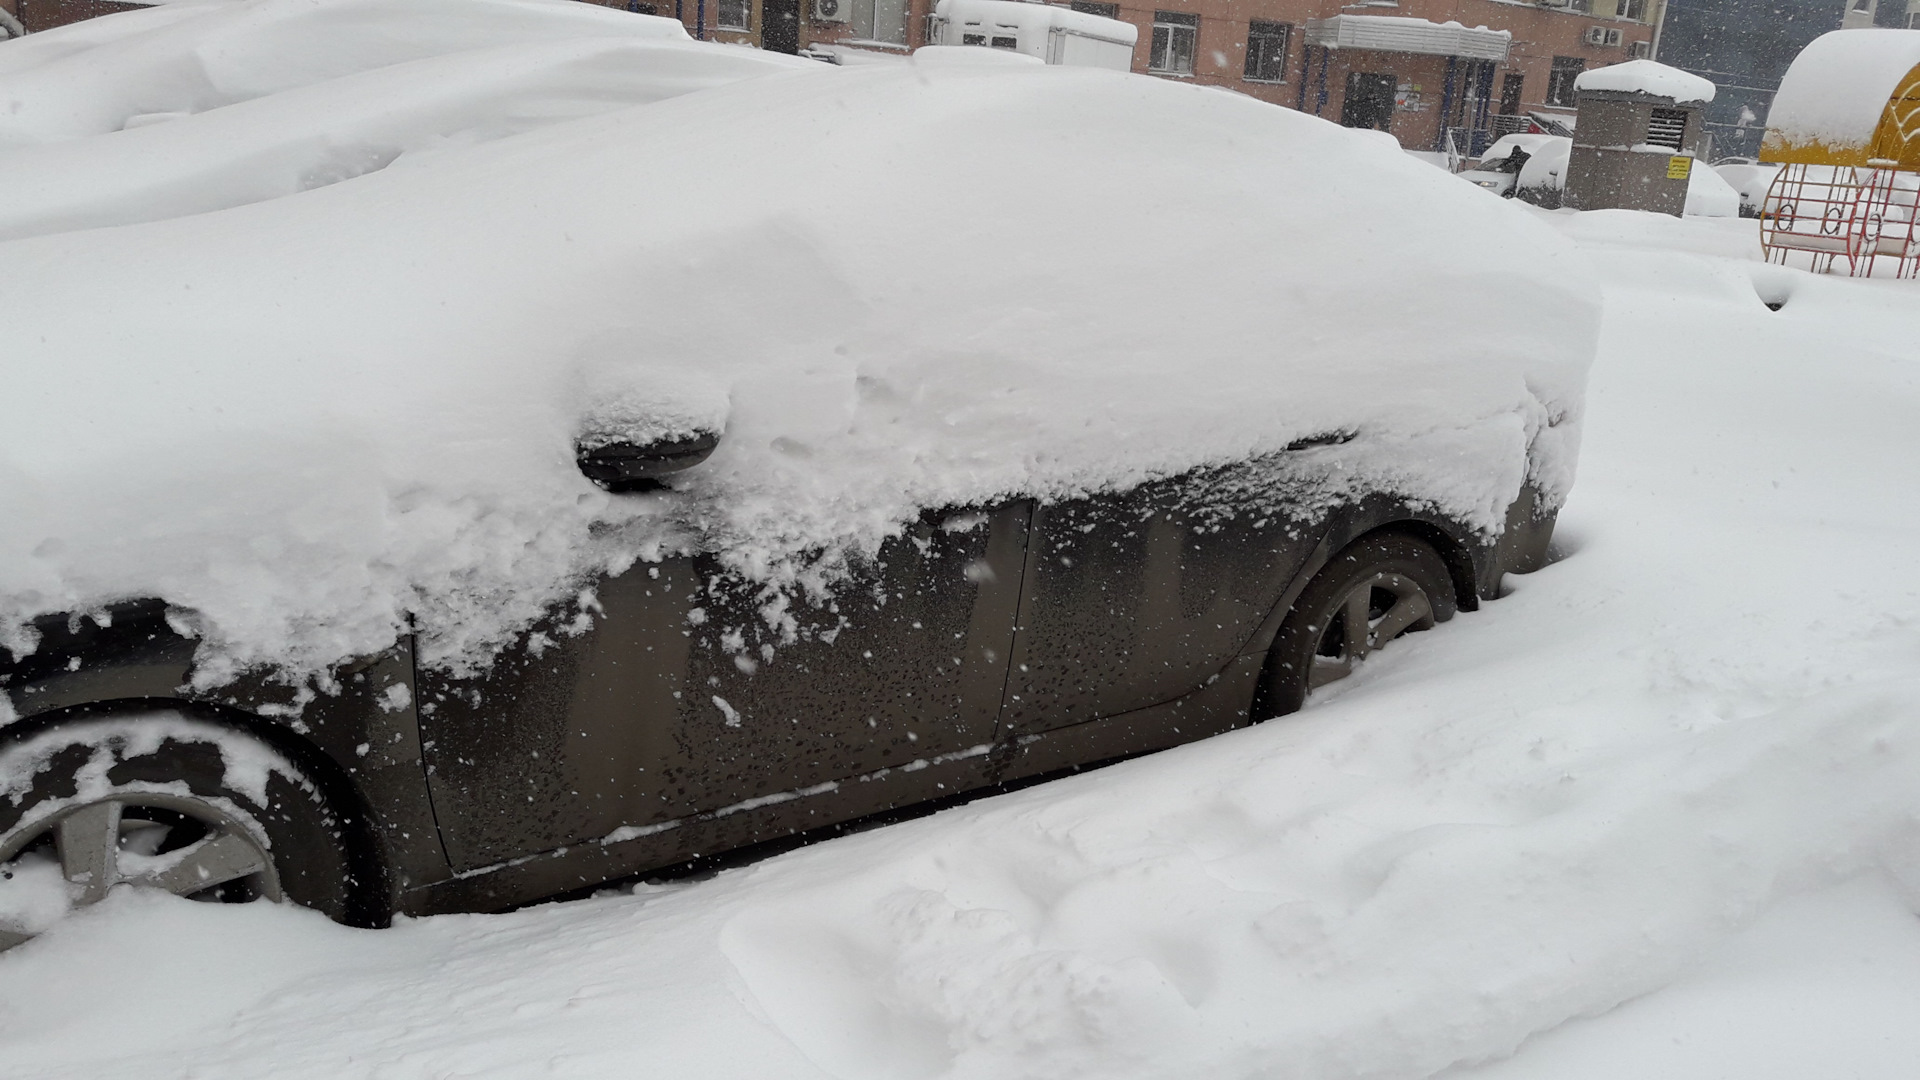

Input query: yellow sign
[1666,155,1693,180]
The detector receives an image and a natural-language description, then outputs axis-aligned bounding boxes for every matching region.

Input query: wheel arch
[0,695,394,928]
[1242,508,1491,721]
[1361,518,1483,616]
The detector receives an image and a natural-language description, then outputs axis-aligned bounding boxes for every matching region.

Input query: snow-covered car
[1714,161,1784,218]
[1467,132,1739,217]
[0,31,1595,947]
[1682,163,1742,217]
[1456,163,1518,197]
[1458,133,1551,197]
[1458,133,1573,205]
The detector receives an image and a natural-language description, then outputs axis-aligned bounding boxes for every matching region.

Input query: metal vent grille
[1647,107,1688,151]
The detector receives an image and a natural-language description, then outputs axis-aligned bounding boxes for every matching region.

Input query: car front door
[416,501,1030,871]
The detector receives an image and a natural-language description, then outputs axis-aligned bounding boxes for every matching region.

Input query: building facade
[572,0,1657,152]
[4,0,148,32]
[7,0,1659,155]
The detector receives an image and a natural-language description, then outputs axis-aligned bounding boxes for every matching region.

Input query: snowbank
[1763,28,1920,152]
[1715,161,1781,216]
[0,31,1596,687]
[1573,59,1716,104]
[2,222,1916,1079]
[1684,160,1741,216]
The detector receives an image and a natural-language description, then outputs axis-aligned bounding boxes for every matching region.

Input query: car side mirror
[576,431,719,493]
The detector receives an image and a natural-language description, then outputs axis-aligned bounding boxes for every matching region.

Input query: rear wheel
[0,714,354,952]
[1261,532,1457,718]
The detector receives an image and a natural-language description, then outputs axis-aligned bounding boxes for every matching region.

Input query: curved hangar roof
[1762,28,1920,169]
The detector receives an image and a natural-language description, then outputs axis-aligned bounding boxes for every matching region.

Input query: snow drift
[0,206,1916,1080]
[0,12,1597,689]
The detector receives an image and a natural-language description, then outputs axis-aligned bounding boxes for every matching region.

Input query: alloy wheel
[1307,570,1436,690]
[0,793,279,951]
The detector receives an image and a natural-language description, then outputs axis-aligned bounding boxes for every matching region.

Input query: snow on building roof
[1762,28,1920,167]
[1572,59,1716,104]
[1303,15,1510,62]
[934,0,1137,46]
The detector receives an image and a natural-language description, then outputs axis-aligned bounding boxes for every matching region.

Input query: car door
[997,461,1322,739]
[416,501,1030,872]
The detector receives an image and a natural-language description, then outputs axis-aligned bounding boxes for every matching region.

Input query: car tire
[1260,532,1457,718]
[0,713,356,951]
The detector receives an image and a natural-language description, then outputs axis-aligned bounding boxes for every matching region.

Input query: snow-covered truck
[927,0,1137,70]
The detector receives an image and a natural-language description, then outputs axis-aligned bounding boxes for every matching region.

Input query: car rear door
[997,464,1322,738]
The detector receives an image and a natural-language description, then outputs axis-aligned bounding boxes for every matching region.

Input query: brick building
[4,0,147,33]
[570,0,1656,151]
[5,0,1657,154]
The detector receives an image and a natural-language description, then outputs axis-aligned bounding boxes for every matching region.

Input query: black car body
[2,460,1555,925]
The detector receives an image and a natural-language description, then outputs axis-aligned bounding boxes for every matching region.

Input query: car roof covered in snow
[0,0,810,242]
[0,30,1597,682]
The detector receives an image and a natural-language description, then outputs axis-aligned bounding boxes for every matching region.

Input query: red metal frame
[1760,162,1920,279]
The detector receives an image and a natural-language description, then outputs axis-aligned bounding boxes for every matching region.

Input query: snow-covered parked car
[1714,160,1784,218]
[0,21,1596,948]
[1465,132,1741,217]
[1458,133,1573,206]
[1458,133,1561,198]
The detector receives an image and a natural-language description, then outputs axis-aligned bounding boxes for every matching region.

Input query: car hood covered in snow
[0,18,1598,688]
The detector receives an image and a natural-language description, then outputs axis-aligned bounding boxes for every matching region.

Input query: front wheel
[1260,532,1457,718]
[0,713,356,952]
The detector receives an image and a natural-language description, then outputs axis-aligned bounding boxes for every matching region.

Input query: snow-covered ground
[0,208,1915,1078]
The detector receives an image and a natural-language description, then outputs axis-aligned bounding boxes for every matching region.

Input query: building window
[1149,11,1198,74]
[1071,1,1119,16]
[1618,0,1646,18]
[717,0,750,31]
[1546,56,1585,106]
[1243,20,1289,82]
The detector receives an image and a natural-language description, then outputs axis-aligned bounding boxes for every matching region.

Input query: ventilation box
[1563,59,1714,216]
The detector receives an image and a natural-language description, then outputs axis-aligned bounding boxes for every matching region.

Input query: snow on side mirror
[576,432,719,493]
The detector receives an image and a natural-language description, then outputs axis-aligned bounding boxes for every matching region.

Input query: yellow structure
[1759,29,1920,277]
